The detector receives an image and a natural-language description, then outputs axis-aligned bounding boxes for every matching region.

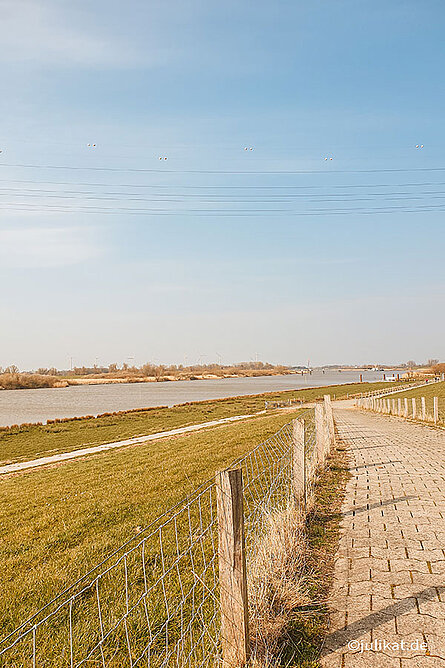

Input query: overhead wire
[3,176,445,190]
[1,162,445,175]
[1,157,444,218]
[2,200,445,216]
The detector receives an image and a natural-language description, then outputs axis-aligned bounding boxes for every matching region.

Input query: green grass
[0,387,353,666]
[0,381,399,466]
[375,380,445,423]
[0,411,300,653]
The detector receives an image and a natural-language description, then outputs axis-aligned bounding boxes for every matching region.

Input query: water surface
[0,369,390,427]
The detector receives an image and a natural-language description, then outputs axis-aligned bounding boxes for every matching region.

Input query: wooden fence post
[292,419,305,504]
[324,395,335,449]
[315,403,327,465]
[434,397,439,424]
[412,398,417,419]
[404,398,408,418]
[421,397,426,421]
[216,469,250,667]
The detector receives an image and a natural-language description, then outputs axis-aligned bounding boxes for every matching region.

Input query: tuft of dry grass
[247,445,350,667]
[248,503,309,666]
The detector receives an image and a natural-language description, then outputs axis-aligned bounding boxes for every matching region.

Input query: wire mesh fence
[0,405,331,667]
[264,399,304,410]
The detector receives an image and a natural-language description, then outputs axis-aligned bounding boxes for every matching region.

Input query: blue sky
[0,0,444,369]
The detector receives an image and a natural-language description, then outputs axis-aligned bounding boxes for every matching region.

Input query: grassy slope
[0,411,301,641]
[0,381,398,466]
[0,382,357,665]
[379,380,445,422]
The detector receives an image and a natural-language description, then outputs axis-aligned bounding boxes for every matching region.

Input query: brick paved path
[323,406,445,667]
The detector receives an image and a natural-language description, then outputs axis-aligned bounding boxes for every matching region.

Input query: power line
[3,190,445,205]
[2,185,445,195]
[2,162,445,175]
[3,176,445,190]
[2,185,445,207]
[2,200,445,216]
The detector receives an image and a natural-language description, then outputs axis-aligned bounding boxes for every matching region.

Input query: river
[0,369,392,427]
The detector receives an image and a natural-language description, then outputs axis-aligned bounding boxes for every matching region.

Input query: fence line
[265,380,439,410]
[264,398,304,409]
[0,402,336,667]
[356,393,443,426]
[357,378,441,400]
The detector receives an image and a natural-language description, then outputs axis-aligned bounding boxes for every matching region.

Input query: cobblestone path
[323,406,445,667]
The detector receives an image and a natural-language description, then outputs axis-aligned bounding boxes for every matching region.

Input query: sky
[0,0,444,370]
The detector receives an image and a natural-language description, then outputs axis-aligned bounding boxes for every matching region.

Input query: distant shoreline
[64,368,403,387]
[0,366,414,392]
[0,369,298,391]
[64,369,301,386]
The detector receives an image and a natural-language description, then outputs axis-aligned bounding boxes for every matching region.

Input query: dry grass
[246,446,350,667]
[248,503,308,666]
[0,372,60,390]
[62,361,289,382]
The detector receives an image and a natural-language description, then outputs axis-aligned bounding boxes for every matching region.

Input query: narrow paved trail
[0,412,265,475]
[323,405,445,667]
[0,404,312,476]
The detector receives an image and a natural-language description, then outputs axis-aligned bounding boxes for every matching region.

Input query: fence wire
[0,408,319,667]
